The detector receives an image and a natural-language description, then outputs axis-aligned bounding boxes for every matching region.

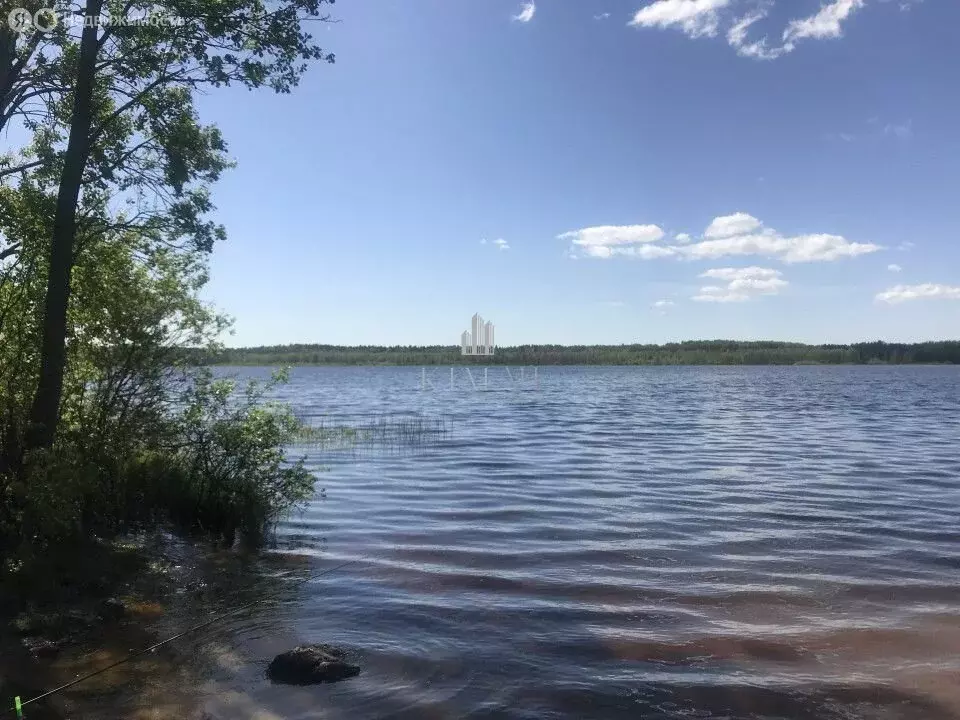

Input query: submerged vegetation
[213,340,960,366]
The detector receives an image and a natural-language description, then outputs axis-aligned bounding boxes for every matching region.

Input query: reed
[291,414,448,451]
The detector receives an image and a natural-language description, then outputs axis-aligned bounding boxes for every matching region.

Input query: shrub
[165,367,315,541]
[0,367,314,555]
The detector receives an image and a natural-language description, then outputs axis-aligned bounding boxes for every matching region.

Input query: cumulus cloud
[783,0,865,43]
[594,12,611,20]
[493,238,510,250]
[514,1,535,23]
[558,224,666,258]
[681,213,880,263]
[629,0,731,38]
[562,212,880,264]
[682,231,880,263]
[563,224,666,246]
[693,266,787,302]
[619,244,677,259]
[887,264,902,273]
[704,212,763,239]
[876,284,960,304]
[577,244,676,259]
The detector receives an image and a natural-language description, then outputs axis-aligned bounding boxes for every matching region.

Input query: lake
[41,366,960,719]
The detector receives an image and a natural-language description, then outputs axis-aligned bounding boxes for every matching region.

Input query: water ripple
[212,366,960,719]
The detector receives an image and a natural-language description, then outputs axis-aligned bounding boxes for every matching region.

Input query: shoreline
[209,361,960,367]
[208,341,960,367]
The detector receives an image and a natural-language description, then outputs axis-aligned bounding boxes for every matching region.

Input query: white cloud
[652,298,675,314]
[558,224,666,256]
[883,120,913,139]
[633,0,874,59]
[629,0,731,38]
[579,243,676,259]
[693,266,787,302]
[619,244,677,259]
[493,238,510,251]
[783,0,865,43]
[876,284,960,304]
[895,0,923,11]
[514,1,536,23]
[704,212,763,239]
[727,10,762,45]
[682,214,880,263]
[727,10,790,59]
[594,12,611,20]
[563,213,878,264]
[887,264,902,273]
[898,241,915,251]
[681,233,880,263]
[480,238,487,244]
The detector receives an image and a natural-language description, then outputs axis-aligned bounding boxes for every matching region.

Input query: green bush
[165,367,315,541]
[0,367,314,554]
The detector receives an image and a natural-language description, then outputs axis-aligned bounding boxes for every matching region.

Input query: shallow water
[28,366,960,718]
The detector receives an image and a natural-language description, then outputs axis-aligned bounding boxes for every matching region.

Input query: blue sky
[199,0,960,347]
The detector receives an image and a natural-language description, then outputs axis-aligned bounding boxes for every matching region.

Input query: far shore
[209,340,960,367]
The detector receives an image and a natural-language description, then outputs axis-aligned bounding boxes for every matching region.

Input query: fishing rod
[7,557,360,717]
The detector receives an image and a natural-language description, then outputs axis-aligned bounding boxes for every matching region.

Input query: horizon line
[218,338,960,350]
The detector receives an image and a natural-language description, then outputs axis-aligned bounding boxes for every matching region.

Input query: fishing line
[7,557,360,716]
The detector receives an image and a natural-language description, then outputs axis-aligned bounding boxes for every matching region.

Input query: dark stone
[267,644,361,685]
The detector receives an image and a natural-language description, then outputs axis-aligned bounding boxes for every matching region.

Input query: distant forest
[212,341,960,366]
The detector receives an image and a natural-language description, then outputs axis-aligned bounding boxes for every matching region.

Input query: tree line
[213,340,960,366]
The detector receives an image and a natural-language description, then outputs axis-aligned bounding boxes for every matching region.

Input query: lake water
[34,365,960,719]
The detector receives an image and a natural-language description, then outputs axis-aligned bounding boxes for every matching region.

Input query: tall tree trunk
[0,24,20,135]
[25,0,102,452]
[0,27,13,126]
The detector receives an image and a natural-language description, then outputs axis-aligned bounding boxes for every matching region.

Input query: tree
[1,0,336,453]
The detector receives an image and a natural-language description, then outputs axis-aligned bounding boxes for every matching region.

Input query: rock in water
[267,644,361,685]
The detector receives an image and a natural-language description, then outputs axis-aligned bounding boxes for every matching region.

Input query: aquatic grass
[290,414,449,452]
